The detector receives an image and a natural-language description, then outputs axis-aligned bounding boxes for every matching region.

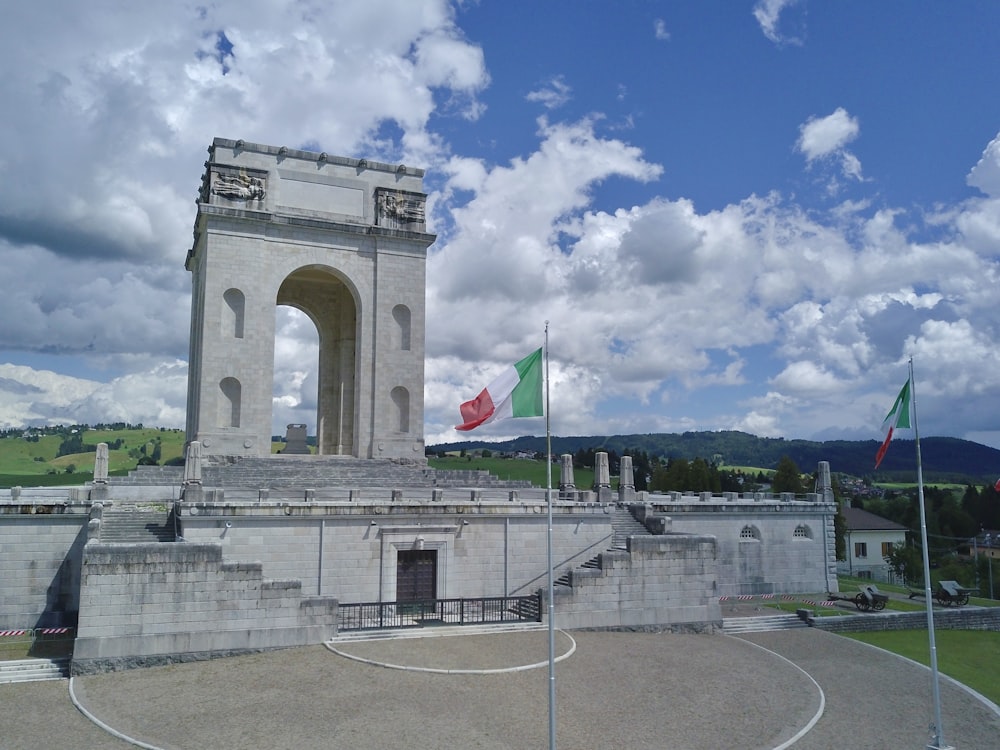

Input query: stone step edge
[330,622,546,643]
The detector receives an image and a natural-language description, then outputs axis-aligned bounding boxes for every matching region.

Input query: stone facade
[0,501,89,629]
[177,500,614,602]
[552,535,722,631]
[185,139,435,459]
[72,542,338,674]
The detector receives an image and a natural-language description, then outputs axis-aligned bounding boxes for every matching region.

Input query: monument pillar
[593,451,613,503]
[618,455,635,503]
[184,139,435,459]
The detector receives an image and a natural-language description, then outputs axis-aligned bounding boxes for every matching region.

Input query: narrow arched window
[392,305,411,351]
[223,288,245,339]
[220,377,241,428]
[391,386,409,432]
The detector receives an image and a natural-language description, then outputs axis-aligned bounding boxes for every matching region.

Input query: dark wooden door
[396,550,436,602]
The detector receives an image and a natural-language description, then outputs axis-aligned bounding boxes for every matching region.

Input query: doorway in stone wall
[396,549,437,603]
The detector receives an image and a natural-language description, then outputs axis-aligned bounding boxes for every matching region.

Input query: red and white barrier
[0,627,72,637]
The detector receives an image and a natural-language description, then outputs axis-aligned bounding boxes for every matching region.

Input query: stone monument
[184,139,436,459]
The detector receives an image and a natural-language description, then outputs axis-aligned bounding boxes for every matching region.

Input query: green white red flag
[875,379,911,469]
[456,348,544,431]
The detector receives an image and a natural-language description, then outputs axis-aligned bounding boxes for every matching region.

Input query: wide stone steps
[114,458,531,490]
[100,508,175,543]
[721,614,808,634]
[0,658,69,684]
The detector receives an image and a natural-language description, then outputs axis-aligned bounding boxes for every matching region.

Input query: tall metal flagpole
[544,321,556,750]
[911,358,950,750]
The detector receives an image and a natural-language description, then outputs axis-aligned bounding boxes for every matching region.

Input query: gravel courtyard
[1,628,998,749]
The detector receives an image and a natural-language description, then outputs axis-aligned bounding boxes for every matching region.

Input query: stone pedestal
[593,452,610,489]
[618,455,635,503]
[283,424,310,454]
[559,454,575,490]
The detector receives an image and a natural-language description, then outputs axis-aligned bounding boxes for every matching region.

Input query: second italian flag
[875,378,911,469]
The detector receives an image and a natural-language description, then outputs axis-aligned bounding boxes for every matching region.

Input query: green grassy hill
[431,431,1000,484]
[0,427,186,488]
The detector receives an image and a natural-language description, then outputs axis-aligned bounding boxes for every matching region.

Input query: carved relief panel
[200,165,269,209]
[375,187,427,232]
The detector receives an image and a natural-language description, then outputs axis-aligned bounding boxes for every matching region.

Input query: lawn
[843,629,1000,705]
[0,428,187,487]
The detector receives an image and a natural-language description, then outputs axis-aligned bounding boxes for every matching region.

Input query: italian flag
[875,379,911,469]
[456,348,544,431]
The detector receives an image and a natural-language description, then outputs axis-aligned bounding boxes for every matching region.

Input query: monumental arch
[185,138,435,459]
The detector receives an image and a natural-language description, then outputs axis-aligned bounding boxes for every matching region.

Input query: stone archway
[185,138,434,459]
[276,267,358,456]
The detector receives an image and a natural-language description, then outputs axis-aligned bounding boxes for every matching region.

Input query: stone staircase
[113,456,531,490]
[0,658,69,684]
[555,507,652,588]
[100,506,176,543]
[720,614,808,634]
[610,506,651,549]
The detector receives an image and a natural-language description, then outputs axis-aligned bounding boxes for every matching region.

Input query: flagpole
[911,357,950,750]
[544,321,556,750]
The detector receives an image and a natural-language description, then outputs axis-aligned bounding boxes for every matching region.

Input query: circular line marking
[723,634,826,750]
[69,676,166,750]
[326,630,577,674]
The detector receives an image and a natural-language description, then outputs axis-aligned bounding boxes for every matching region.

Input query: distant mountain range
[430,430,1000,484]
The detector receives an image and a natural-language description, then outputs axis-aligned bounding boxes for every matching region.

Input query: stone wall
[72,542,338,674]
[636,499,836,596]
[0,503,90,629]
[812,607,1000,634]
[178,500,613,602]
[551,534,722,631]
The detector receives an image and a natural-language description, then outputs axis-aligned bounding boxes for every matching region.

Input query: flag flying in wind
[456,348,543,431]
[875,379,912,469]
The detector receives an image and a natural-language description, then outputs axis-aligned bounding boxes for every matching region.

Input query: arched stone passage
[277,267,358,456]
[185,139,434,459]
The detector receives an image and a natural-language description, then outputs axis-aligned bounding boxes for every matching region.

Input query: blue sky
[2,0,1000,453]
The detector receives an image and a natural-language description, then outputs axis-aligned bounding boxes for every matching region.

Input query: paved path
[1,627,997,749]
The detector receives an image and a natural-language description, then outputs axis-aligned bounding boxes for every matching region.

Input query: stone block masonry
[0,505,90,629]
[551,533,723,631]
[72,541,338,674]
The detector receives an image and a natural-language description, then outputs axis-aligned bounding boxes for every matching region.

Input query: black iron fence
[339,594,542,632]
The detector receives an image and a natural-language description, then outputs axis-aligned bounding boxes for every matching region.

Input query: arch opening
[275,266,359,456]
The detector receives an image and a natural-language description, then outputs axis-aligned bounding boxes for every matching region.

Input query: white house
[840,506,908,582]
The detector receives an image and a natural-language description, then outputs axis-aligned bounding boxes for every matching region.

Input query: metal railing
[0,627,75,660]
[338,594,542,632]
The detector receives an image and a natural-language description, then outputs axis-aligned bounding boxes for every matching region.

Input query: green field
[0,428,186,488]
[843,629,1000,704]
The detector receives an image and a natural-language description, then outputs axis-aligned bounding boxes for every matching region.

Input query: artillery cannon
[907,580,979,606]
[827,584,889,612]
[933,580,977,607]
